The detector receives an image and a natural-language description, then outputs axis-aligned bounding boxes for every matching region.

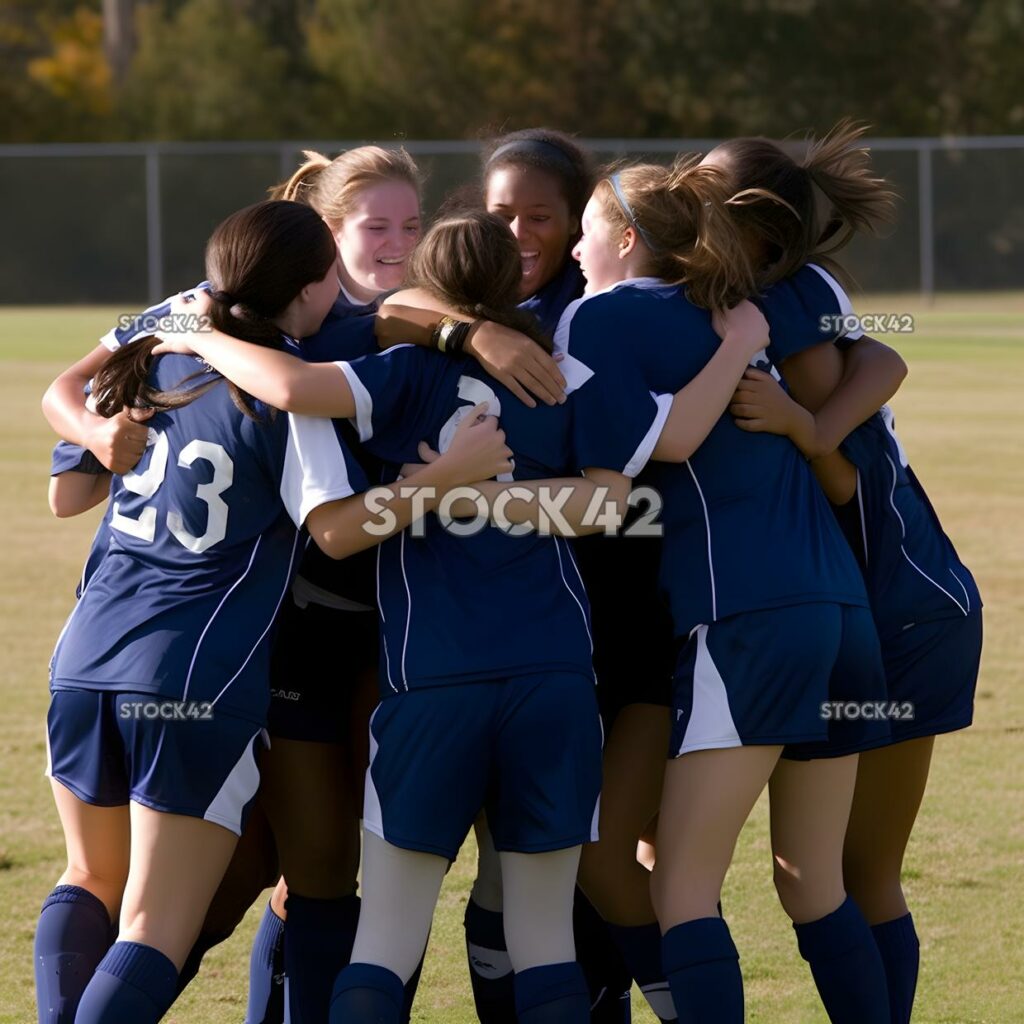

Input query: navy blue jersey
[753,263,862,370]
[50,354,367,724]
[556,278,868,639]
[100,283,212,351]
[334,344,666,692]
[519,260,586,337]
[51,441,112,598]
[840,408,981,642]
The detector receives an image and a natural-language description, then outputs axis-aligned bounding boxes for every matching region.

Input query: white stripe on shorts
[203,729,263,835]
[676,625,742,755]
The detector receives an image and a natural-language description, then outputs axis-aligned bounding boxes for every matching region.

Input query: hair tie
[211,289,236,305]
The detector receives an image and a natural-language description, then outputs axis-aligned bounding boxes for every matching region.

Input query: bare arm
[307,407,513,557]
[775,336,907,455]
[653,301,771,463]
[48,471,111,518]
[439,466,632,537]
[378,288,567,408]
[41,344,152,473]
[155,324,358,418]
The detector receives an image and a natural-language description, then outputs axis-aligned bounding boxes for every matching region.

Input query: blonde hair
[269,146,422,227]
[593,157,758,310]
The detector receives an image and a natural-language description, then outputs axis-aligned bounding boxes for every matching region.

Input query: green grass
[1,300,1023,1023]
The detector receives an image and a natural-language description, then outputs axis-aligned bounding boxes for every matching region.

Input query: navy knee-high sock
[283,892,360,1024]
[464,898,516,1023]
[514,962,590,1024]
[74,940,178,1024]
[793,896,890,1024]
[872,913,919,1024]
[330,962,404,1024]
[245,901,286,1024]
[661,917,743,1024]
[573,891,631,1023]
[607,921,676,1022]
[33,885,114,1024]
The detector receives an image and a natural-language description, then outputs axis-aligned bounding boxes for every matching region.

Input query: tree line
[3,0,1022,143]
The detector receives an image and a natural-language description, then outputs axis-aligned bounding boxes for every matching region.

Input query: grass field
[1,296,1022,1023]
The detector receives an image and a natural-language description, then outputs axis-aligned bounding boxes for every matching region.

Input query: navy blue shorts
[46,689,267,835]
[363,673,603,861]
[267,590,378,743]
[876,607,982,744]
[670,603,890,760]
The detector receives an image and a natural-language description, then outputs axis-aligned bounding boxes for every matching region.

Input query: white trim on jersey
[334,360,375,442]
[203,728,264,835]
[855,470,870,566]
[808,263,864,341]
[686,460,718,621]
[209,531,302,709]
[398,529,413,692]
[624,391,673,478]
[279,412,359,526]
[675,624,741,755]
[554,536,594,656]
[552,275,672,356]
[376,545,399,694]
[885,453,968,616]
[182,536,262,703]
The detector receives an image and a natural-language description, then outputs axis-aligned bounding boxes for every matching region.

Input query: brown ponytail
[593,157,758,310]
[706,121,896,288]
[94,200,337,421]
[407,210,552,352]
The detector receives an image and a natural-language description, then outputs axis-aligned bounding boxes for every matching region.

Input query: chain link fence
[2,137,1023,305]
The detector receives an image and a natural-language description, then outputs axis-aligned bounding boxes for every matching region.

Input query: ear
[618,226,638,260]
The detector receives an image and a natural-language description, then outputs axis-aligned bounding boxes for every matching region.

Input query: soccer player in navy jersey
[33,200,513,1024]
[148,206,773,1024]
[556,161,894,1023]
[701,123,982,1024]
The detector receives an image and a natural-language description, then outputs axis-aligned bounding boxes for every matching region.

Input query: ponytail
[94,201,337,423]
[595,157,758,310]
[803,119,897,258]
[706,121,896,288]
[268,150,331,203]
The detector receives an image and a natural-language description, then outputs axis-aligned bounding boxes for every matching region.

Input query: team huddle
[34,125,982,1024]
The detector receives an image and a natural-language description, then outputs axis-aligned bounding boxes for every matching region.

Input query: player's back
[560,279,868,636]
[51,355,307,723]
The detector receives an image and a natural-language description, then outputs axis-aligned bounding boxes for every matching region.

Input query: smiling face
[571,195,628,295]
[485,164,577,301]
[331,180,421,303]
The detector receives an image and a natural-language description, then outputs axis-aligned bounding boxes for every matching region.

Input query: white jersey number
[437,377,514,482]
[111,430,234,552]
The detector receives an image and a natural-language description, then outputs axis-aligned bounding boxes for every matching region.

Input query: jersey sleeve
[99,282,210,350]
[757,262,863,364]
[561,300,672,477]
[333,345,451,460]
[300,313,379,364]
[838,412,887,472]
[278,415,369,527]
[51,441,106,476]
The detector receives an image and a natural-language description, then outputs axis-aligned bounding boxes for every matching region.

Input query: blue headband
[608,172,659,252]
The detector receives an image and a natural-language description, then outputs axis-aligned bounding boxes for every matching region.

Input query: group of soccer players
[34,124,981,1024]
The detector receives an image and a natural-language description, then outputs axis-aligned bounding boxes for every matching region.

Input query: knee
[772,857,844,924]
[278,829,360,899]
[61,864,128,917]
[578,843,639,922]
[470,842,503,911]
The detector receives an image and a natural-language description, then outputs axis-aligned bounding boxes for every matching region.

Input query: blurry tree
[1,0,1023,142]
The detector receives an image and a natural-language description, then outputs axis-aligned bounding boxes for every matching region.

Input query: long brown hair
[707,120,897,288]
[94,200,337,420]
[407,210,552,352]
[593,156,758,310]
